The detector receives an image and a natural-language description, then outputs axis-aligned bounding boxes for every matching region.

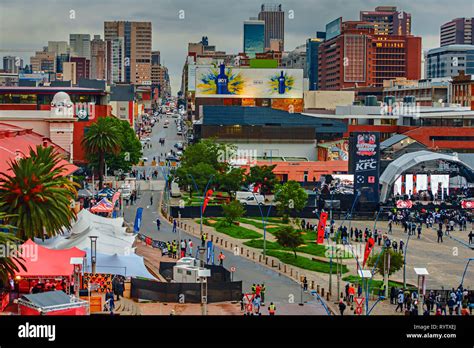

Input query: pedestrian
[437,229,443,243]
[188,239,193,256]
[268,302,276,316]
[253,295,262,315]
[218,251,225,266]
[105,290,115,313]
[395,290,404,312]
[156,218,161,231]
[303,277,308,292]
[339,299,346,316]
[173,219,177,233]
[201,233,206,247]
[261,283,266,304]
[180,240,186,258]
[469,231,473,244]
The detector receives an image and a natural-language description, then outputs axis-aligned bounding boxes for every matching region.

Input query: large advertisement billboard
[195,66,304,99]
[325,17,342,41]
[350,132,380,202]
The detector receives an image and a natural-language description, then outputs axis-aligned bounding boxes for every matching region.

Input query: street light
[89,236,98,274]
[251,190,280,258]
[460,258,473,288]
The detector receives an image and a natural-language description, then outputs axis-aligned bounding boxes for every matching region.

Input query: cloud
[1,0,472,93]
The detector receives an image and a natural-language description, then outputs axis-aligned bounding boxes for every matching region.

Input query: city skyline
[1,0,473,94]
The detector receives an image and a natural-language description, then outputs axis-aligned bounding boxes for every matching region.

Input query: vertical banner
[363,237,375,267]
[350,132,380,203]
[133,207,144,233]
[316,212,328,244]
[206,241,213,264]
[202,189,214,214]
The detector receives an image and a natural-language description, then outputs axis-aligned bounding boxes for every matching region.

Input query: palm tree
[0,145,78,240]
[0,213,26,285]
[81,117,121,189]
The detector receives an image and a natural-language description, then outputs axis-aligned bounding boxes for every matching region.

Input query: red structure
[318,20,421,90]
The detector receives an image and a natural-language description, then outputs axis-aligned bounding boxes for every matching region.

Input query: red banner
[316,212,328,244]
[363,237,375,267]
[202,189,214,214]
[396,199,413,209]
[461,200,474,209]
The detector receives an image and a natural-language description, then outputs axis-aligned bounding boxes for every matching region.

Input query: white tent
[379,151,474,202]
[36,209,136,255]
[82,249,155,279]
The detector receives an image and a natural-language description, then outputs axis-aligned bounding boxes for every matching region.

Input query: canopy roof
[379,150,474,202]
[83,249,155,279]
[20,290,72,308]
[15,239,85,278]
[35,209,135,255]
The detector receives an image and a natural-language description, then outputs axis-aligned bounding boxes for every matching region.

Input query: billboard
[350,132,380,202]
[325,17,342,41]
[195,66,304,99]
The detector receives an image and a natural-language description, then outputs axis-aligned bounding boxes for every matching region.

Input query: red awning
[14,240,86,278]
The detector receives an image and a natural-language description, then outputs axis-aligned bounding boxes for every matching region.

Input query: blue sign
[133,207,144,233]
[325,17,342,41]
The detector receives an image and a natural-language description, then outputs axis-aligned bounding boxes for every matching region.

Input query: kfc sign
[461,200,474,209]
[396,200,413,209]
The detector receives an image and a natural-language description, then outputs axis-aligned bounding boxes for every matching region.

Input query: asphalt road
[124,113,328,315]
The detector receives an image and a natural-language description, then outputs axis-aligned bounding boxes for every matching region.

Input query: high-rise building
[91,35,106,80]
[318,20,421,90]
[440,18,474,46]
[281,44,307,72]
[152,50,161,66]
[243,19,265,58]
[104,21,152,84]
[30,51,56,73]
[258,4,284,51]
[106,38,125,84]
[152,64,171,97]
[360,6,411,36]
[3,56,23,73]
[306,32,326,91]
[62,61,77,84]
[47,41,69,56]
[70,56,90,81]
[69,34,91,60]
[425,45,474,79]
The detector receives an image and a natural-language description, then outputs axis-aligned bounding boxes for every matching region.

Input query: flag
[316,212,328,244]
[363,237,375,267]
[252,183,261,193]
[133,207,144,233]
[206,241,213,264]
[202,189,214,214]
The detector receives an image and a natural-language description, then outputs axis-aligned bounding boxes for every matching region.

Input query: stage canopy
[379,150,474,202]
[83,249,155,279]
[14,240,85,278]
[35,209,135,255]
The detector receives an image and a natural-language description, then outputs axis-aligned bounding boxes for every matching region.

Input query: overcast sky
[1,0,473,94]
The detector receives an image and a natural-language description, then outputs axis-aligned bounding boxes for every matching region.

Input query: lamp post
[89,236,98,274]
[460,258,473,288]
[251,190,279,258]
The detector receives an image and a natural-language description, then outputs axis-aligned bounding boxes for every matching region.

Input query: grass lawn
[200,219,261,239]
[342,275,417,294]
[239,218,282,233]
[266,250,349,274]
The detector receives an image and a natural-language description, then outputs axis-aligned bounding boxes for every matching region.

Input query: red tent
[14,239,86,278]
[90,198,114,213]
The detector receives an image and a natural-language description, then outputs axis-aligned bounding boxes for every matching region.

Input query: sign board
[461,200,474,209]
[195,67,304,99]
[230,266,236,272]
[355,297,365,307]
[325,17,342,41]
[350,132,380,203]
[355,306,363,315]
[396,200,413,209]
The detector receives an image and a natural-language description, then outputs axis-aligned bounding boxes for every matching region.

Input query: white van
[171,182,181,197]
[236,191,265,205]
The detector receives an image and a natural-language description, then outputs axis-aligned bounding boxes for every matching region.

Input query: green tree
[0,146,78,240]
[82,117,121,189]
[0,213,26,285]
[273,226,304,258]
[216,167,245,199]
[180,138,232,172]
[274,181,308,223]
[246,165,278,194]
[222,200,246,226]
[367,249,404,276]
[86,118,142,174]
[175,162,217,198]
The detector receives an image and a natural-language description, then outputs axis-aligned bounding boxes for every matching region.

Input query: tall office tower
[258,4,284,51]
[104,21,152,84]
[243,18,265,58]
[425,45,474,78]
[70,56,90,80]
[360,6,411,36]
[152,50,161,66]
[106,38,125,84]
[47,41,69,56]
[91,35,106,80]
[440,18,474,46]
[306,32,326,90]
[69,34,91,59]
[3,56,23,73]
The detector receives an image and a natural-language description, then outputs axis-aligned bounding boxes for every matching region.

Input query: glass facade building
[244,20,265,58]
